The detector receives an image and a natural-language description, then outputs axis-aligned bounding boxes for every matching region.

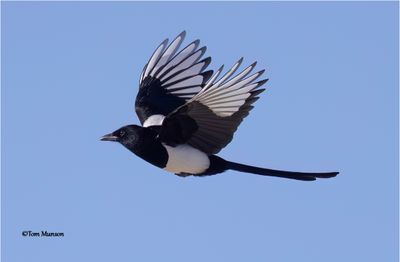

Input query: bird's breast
[162,144,210,175]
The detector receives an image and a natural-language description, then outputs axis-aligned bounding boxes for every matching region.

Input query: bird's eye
[119,130,125,137]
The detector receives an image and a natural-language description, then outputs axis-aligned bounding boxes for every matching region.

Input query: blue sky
[2,2,398,261]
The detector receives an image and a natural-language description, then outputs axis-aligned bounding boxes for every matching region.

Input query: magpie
[101,31,338,181]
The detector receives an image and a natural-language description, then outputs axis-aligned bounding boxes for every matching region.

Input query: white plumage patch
[143,114,165,127]
[139,31,210,103]
[162,144,210,175]
[193,59,264,117]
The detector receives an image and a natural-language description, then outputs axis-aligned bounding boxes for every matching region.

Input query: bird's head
[100,125,142,147]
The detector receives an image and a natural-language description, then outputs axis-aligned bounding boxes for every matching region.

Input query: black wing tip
[200,57,212,70]
[193,39,200,47]
[257,79,269,87]
[257,69,266,76]
[250,61,257,68]
[246,97,259,104]
[235,57,244,67]
[160,38,169,46]
[201,70,214,84]
[178,30,186,38]
[172,31,186,44]
[198,46,207,55]
[250,87,266,98]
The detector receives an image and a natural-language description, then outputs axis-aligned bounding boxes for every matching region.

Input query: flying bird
[101,31,338,181]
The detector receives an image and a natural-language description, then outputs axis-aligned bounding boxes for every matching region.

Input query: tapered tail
[225,160,339,181]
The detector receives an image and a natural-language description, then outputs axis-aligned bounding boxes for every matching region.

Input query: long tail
[225,160,339,181]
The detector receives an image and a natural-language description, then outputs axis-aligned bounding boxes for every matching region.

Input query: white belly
[162,144,210,175]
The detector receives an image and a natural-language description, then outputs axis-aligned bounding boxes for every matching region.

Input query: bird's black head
[100,125,142,147]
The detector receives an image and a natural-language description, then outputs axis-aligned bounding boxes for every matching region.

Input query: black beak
[100,133,118,142]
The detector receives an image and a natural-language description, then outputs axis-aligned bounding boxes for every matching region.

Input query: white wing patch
[165,75,203,90]
[192,59,265,117]
[156,41,198,78]
[139,31,210,102]
[162,61,205,85]
[149,33,185,77]
[143,39,168,80]
[161,48,205,81]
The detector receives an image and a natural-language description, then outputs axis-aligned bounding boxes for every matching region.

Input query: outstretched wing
[159,58,268,155]
[135,31,213,127]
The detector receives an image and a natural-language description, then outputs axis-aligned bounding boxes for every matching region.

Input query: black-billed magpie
[101,31,338,181]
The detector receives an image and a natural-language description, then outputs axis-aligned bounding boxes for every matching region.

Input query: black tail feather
[225,160,338,181]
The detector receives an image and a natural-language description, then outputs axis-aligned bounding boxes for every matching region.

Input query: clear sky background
[2,2,398,262]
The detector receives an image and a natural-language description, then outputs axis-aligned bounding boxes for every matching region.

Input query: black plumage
[101,31,339,181]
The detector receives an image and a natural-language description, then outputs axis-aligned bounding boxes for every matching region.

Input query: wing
[159,58,268,155]
[135,31,213,127]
